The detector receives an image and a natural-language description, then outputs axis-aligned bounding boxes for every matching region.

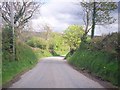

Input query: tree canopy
[80,2,117,39]
[64,25,84,51]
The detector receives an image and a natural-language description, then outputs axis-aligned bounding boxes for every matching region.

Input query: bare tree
[43,24,52,41]
[1,1,43,60]
[1,2,42,29]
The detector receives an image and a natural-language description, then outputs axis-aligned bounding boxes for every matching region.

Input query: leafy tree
[49,32,67,50]
[80,2,117,39]
[63,25,84,52]
[91,2,117,38]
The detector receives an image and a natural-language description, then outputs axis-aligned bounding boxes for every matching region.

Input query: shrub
[90,33,118,54]
[2,25,15,61]
[26,37,47,49]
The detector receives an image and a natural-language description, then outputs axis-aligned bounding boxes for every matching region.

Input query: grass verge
[2,41,38,85]
[2,40,54,86]
[68,48,118,86]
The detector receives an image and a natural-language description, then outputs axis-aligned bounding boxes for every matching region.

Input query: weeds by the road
[68,49,118,85]
[67,33,119,86]
[2,41,38,85]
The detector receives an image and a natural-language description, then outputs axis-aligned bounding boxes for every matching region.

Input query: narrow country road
[10,57,104,88]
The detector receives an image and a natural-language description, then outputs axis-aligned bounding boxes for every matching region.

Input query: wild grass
[2,40,56,85]
[67,33,119,86]
[2,41,38,85]
[68,48,118,85]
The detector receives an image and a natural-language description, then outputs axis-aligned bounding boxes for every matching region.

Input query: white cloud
[32,0,118,35]
[32,0,82,32]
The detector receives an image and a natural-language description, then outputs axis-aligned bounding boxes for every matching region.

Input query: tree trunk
[10,2,16,60]
[91,1,96,39]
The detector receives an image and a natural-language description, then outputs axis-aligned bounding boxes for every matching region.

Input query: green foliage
[22,31,69,56]
[94,2,117,24]
[88,33,118,55]
[49,32,69,55]
[2,41,38,85]
[68,48,118,85]
[67,33,119,86]
[2,25,14,61]
[26,37,47,49]
[64,25,84,50]
[33,48,52,58]
[49,32,63,50]
[2,39,53,85]
[81,2,117,38]
[26,33,69,56]
[64,51,73,59]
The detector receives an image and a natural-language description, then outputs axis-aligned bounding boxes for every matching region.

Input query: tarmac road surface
[10,57,104,88]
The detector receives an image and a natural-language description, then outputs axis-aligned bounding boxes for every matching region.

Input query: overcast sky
[32,0,119,36]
